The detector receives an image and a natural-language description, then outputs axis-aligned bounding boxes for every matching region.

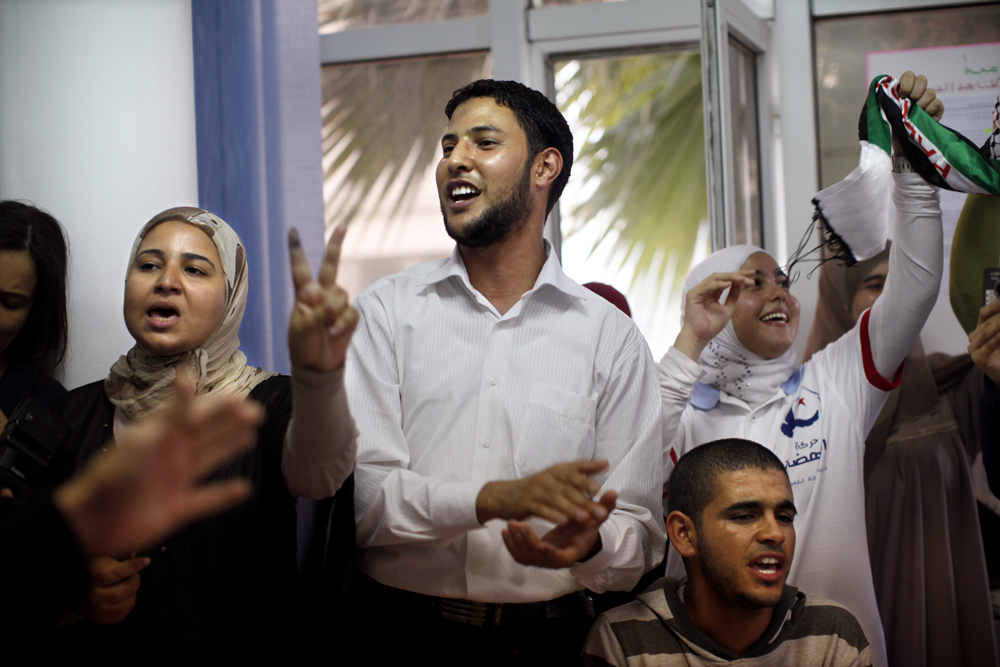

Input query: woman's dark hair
[0,201,69,375]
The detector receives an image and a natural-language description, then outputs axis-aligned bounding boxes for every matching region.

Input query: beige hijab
[105,207,275,420]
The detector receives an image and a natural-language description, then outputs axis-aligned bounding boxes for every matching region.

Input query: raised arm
[282,226,359,499]
[659,270,753,477]
[863,73,944,381]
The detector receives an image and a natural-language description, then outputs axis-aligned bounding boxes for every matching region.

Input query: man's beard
[442,162,533,248]
[698,540,783,611]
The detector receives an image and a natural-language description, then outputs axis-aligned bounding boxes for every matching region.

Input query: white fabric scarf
[682,245,798,407]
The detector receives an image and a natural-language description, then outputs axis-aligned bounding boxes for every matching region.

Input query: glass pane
[728,36,762,247]
[531,0,626,5]
[814,6,1000,353]
[322,53,490,299]
[319,0,488,34]
[815,5,1000,189]
[555,51,708,358]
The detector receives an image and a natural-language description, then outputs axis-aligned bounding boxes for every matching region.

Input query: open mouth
[448,183,481,203]
[760,312,788,324]
[749,555,785,582]
[147,305,179,326]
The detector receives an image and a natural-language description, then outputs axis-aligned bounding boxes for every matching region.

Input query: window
[319,0,771,355]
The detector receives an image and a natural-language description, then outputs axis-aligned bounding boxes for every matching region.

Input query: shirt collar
[690,382,721,411]
[780,365,804,394]
[691,365,803,411]
[415,240,585,301]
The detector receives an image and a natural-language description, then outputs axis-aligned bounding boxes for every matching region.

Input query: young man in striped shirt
[583,438,871,666]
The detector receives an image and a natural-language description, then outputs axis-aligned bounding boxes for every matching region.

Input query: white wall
[0,0,199,389]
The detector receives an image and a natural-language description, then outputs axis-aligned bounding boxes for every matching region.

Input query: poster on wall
[866,42,999,253]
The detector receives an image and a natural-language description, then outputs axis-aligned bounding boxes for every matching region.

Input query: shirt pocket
[513,382,597,476]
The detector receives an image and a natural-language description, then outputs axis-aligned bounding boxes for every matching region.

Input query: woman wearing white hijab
[35,207,357,654]
[658,81,945,667]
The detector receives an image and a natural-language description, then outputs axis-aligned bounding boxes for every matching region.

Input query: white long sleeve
[346,248,665,601]
[281,364,357,499]
[866,172,942,380]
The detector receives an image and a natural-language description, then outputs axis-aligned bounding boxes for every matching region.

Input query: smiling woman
[730,253,801,362]
[0,201,68,428]
[659,112,947,664]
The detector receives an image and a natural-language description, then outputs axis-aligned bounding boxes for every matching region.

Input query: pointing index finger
[318,224,347,289]
[288,228,314,296]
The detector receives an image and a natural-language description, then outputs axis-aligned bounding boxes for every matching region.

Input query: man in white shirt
[345,79,665,663]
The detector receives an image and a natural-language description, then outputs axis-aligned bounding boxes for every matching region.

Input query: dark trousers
[348,574,595,666]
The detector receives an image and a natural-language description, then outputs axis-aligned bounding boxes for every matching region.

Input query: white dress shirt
[346,244,666,602]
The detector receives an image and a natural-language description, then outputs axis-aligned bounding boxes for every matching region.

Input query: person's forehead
[709,467,793,509]
[739,252,783,276]
[446,97,524,136]
[139,220,220,260]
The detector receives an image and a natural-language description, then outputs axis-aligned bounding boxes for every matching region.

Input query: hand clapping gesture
[476,459,617,568]
[287,225,359,372]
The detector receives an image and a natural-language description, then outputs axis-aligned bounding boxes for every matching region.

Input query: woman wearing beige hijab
[33,207,357,655]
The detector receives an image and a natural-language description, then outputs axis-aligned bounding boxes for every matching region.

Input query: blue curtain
[191,0,325,373]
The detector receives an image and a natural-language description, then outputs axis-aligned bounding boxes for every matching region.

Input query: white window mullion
[319,16,491,65]
[488,0,531,82]
[812,0,994,17]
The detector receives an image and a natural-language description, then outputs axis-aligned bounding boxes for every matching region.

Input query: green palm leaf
[559,52,706,301]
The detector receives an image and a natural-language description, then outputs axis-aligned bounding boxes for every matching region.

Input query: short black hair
[445,79,573,216]
[0,201,69,375]
[668,439,787,527]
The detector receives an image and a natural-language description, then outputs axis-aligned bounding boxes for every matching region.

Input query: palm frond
[560,52,706,301]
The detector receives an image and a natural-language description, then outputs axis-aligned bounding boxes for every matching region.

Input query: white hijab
[683,245,798,407]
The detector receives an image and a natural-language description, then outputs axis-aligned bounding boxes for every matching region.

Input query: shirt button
[497,321,506,328]
[489,377,497,386]
[482,437,491,448]
[751,416,757,421]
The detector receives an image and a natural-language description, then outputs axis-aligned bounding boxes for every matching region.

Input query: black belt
[361,574,595,627]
